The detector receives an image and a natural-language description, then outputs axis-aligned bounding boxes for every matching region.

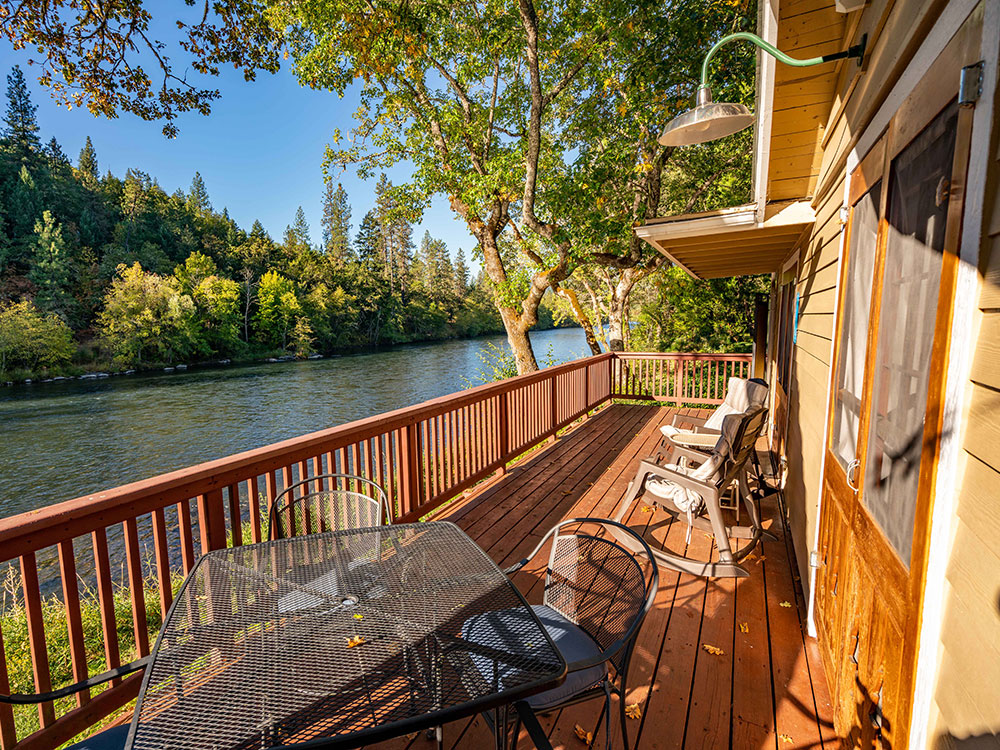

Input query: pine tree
[30,211,73,317]
[453,247,469,296]
[250,219,270,241]
[3,65,40,157]
[321,182,353,261]
[284,206,312,252]
[78,136,99,182]
[187,171,211,215]
[9,164,38,239]
[355,210,381,269]
[373,174,413,293]
[44,137,69,166]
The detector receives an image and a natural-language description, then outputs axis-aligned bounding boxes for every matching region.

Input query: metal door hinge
[810,550,822,568]
[959,61,985,107]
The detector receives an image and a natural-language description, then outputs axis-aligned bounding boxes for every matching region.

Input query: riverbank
[1,322,582,387]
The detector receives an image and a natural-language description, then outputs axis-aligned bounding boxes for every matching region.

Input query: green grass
[0,565,183,747]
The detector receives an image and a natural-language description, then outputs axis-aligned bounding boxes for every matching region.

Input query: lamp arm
[700,31,866,87]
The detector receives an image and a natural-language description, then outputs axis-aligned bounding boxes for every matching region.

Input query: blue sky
[0,46,478,266]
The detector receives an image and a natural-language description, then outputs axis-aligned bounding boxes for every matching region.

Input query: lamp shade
[658,86,755,146]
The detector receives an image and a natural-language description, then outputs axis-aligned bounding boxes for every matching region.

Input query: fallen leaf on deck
[702,644,725,655]
[739,622,749,633]
[353,613,364,620]
[625,703,642,720]
[779,734,793,743]
[641,505,653,514]
[345,635,365,648]
[779,601,792,608]
[574,723,593,745]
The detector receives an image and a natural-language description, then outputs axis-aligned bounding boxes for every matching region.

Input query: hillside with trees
[0,66,570,381]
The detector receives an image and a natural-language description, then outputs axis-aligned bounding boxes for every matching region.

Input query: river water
[0,327,591,520]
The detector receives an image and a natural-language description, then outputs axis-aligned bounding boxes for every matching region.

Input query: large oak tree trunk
[555,286,602,355]
[500,309,539,374]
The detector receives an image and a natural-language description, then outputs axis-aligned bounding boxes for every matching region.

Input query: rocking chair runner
[613,404,777,578]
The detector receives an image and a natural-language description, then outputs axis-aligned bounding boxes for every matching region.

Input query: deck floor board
[369,403,837,750]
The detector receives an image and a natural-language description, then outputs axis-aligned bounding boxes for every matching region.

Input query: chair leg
[618,691,631,750]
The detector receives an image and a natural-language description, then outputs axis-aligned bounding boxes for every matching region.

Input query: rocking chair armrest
[671,413,709,429]
[0,656,150,705]
[665,432,717,454]
[667,444,715,466]
[638,460,719,498]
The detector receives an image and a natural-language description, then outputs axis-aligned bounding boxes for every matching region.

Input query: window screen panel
[862,101,958,565]
[831,182,881,472]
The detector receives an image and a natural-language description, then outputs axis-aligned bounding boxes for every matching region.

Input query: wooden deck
[376,402,838,750]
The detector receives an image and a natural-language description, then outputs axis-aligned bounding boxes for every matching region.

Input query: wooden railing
[0,350,748,749]
[612,352,752,404]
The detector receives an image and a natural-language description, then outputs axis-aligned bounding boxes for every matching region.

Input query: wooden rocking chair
[612,405,777,578]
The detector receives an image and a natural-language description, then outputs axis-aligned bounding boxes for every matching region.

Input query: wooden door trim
[896,99,977,746]
[848,138,887,207]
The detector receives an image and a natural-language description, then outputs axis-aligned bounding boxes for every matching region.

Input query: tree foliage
[0,71,571,373]
[631,267,769,353]
[0,299,73,376]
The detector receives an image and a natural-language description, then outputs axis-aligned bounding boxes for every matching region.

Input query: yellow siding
[766,0,846,202]
[930,75,1000,742]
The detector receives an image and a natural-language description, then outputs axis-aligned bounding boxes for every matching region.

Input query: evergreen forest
[0,66,570,381]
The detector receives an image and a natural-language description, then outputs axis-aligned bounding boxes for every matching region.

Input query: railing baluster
[57,540,89,707]
[151,507,173,618]
[91,528,122,686]
[123,518,150,656]
[0,621,16,748]
[227,482,242,547]
[282,465,295,536]
[248,477,263,543]
[178,500,196,573]
[20,553,55,727]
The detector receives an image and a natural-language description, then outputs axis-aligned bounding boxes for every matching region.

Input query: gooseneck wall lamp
[659,32,867,147]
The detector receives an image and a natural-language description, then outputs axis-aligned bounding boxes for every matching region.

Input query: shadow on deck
[376,402,838,750]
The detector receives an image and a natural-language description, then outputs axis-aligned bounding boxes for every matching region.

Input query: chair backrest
[267,473,390,541]
[691,405,768,488]
[703,376,769,431]
[538,518,658,672]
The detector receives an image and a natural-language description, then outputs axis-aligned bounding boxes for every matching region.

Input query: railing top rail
[615,351,752,360]
[0,353,612,555]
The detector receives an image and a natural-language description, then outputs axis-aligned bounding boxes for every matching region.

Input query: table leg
[514,701,552,750]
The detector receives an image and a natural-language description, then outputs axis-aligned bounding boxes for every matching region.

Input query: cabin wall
[775,0,952,602]
[928,51,1000,747]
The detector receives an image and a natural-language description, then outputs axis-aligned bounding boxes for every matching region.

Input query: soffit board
[636,200,814,279]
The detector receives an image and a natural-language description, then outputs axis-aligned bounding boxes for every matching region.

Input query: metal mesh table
[127,522,566,750]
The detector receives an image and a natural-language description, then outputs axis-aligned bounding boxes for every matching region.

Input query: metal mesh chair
[267,473,390,540]
[472,518,658,750]
[0,658,148,749]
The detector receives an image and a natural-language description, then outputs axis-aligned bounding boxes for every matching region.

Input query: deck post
[498,392,510,473]
[399,423,421,517]
[197,489,228,552]
[550,375,558,442]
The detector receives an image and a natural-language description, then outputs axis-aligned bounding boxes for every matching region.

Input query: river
[0,327,591,520]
